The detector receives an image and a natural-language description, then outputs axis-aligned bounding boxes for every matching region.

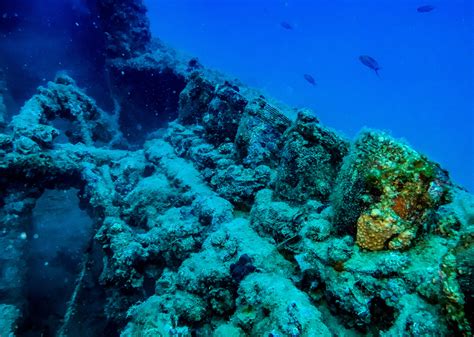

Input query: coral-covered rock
[0,304,20,336]
[380,294,446,337]
[178,72,216,124]
[235,98,291,168]
[10,74,120,148]
[431,190,474,336]
[275,109,349,203]
[123,174,177,226]
[191,194,234,227]
[121,292,206,337]
[323,271,373,330]
[332,130,451,250]
[202,83,248,145]
[234,273,331,336]
[13,136,41,154]
[213,324,245,337]
[210,164,273,210]
[250,189,301,243]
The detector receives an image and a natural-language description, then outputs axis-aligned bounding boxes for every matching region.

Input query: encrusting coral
[10,74,121,149]
[275,109,349,203]
[0,1,472,336]
[332,130,451,251]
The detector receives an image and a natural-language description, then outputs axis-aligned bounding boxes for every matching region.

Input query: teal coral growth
[0,1,472,336]
[331,130,451,250]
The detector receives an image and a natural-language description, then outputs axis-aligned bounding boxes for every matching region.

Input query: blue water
[145,0,473,191]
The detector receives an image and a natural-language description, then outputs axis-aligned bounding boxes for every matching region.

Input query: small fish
[359,55,381,78]
[280,21,293,30]
[417,5,435,13]
[304,74,317,86]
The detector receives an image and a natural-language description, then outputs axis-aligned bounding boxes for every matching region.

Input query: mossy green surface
[333,130,451,251]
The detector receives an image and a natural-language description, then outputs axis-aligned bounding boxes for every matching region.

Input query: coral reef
[275,109,349,203]
[0,304,20,336]
[10,74,121,149]
[235,98,291,168]
[233,273,332,336]
[0,2,472,337]
[331,130,451,250]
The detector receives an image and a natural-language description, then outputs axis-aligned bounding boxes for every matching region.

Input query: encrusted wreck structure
[0,1,472,336]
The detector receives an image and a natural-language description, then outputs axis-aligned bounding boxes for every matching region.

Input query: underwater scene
[0,0,472,336]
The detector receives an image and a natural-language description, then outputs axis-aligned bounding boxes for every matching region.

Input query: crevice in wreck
[16,189,101,337]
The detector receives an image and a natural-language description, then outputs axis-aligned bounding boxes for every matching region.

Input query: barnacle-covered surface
[0,1,472,337]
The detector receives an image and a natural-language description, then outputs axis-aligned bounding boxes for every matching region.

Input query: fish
[280,21,293,30]
[304,74,317,86]
[417,5,435,13]
[359,55,381,78]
